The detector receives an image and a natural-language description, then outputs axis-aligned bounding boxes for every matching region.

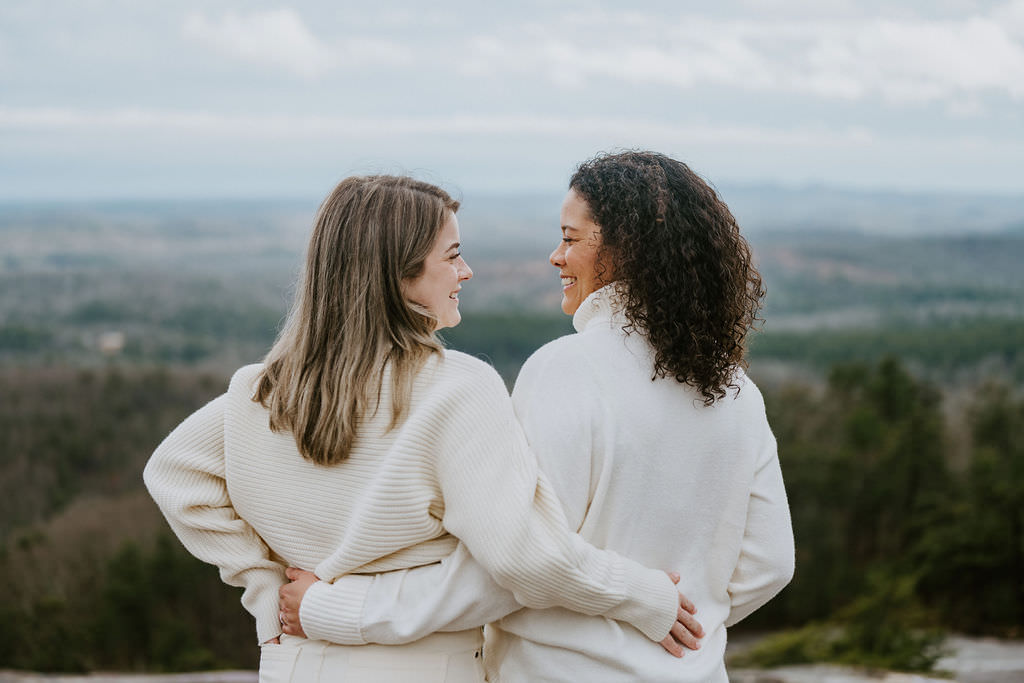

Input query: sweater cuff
[603,569,679,642]
[253,586,284,645]
[240,568,288,645]
[299,576,373,645]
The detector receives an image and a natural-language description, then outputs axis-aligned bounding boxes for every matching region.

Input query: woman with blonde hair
[144,174,699,682]
[278,152,794,682]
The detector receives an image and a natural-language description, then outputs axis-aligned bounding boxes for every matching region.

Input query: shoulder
[513,332,601,398]
[439,349,503,382]
[521,330,596,372]
[520,332,589,374]
[227,363,265,398]
[719,369,773,434]
[427,349,510,400]
[440,348,500,373]
[730,369,766,409]
[404,351,515,432]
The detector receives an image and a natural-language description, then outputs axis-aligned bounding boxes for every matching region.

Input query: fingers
[676,592,697,615]
[658,634,684,658]
[668,571,681,584]
[660,607,706,658]
[285,566,300,580]
[677,605,704,638]
[670,619,701,651]
[279,606,299,635]
[278,585,296,635]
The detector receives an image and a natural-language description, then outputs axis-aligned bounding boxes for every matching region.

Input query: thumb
[285,566,299,580]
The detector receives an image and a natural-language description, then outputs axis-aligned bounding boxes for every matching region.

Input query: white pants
[259,629,486,683]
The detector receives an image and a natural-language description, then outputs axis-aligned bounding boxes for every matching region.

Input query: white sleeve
[300,543,522,645]
[725,425,795,627]
[433,363,678,642]
[143,395,286,644]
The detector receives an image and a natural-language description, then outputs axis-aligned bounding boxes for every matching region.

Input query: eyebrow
[561,225,579,233]
[445,242,461,252]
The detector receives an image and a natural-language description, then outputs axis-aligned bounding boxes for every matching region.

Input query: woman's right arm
[286,358,701,652]
[289,543,521,644]
[143,395,286,645]
[427,361,685,646]
[287,545,699,652]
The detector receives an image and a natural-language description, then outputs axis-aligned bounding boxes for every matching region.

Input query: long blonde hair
[254,175,459,465]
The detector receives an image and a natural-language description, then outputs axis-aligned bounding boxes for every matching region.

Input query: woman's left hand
[278,567,320,637]
[658,571,704,657]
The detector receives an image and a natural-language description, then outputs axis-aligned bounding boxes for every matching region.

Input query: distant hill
[1,194,1022,378]
[717,184,1024,236]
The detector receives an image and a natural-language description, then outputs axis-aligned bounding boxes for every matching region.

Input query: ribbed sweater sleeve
[725,418,795,627]
[143,395,286,644]
[431,361,679,642]
[299,543,520,645]
[299,573,374,645]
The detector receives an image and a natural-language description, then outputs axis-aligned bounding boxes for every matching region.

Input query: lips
[560,276,576,289]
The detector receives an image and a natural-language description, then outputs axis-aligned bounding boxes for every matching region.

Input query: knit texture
[144,350,679,645]
[487,285,794,682]
[295,286,794,682]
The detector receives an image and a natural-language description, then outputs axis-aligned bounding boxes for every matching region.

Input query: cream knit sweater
[295,285,795,682]
[143,350,679,646]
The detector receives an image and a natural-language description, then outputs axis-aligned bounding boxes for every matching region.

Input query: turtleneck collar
[571,283,630,333]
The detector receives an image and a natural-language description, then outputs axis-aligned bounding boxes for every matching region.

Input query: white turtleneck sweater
[143,347,680,647]
[297,285,795,682]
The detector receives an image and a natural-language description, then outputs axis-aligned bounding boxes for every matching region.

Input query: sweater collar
[572,283,630,333]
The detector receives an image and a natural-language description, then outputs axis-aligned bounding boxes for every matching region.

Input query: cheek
[575,251,600,285]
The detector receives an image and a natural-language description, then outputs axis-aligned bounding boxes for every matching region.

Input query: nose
[459,259,473,281]
[550,242,565,267]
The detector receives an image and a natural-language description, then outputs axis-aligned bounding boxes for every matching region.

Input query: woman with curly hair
[278,153,794,682]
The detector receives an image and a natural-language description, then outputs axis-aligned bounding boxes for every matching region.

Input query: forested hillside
[1,199,1022,673]
[1,360,1020,672]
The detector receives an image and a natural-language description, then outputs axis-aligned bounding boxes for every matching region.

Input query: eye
[448,251,461,260]
[562,237,574,244]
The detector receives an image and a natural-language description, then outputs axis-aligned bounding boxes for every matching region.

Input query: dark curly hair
[569,150,764,405]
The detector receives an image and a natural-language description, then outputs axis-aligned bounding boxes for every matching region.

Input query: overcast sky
[2,0,1022,200]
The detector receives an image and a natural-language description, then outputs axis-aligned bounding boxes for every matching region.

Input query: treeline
[4,285,1023,387]
[749,317,1024,383]
[737,358,1023,670]
[446,312,1024,387]
[0,359,1021,672]
[0,366,224,541]
[1,529,255,671]
[0,269,284,366]
[441,312,574,382]
[0,367,256,671]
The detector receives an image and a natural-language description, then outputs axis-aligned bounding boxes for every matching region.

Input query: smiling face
[403,211,473,330]
[550,189,612,315]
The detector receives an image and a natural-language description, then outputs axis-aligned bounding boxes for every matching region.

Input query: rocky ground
[1,635,1022,683]
[726,635,1024,683]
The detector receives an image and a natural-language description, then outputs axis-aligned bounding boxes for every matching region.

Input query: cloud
[183,9,334,79]
[993,0,1024,37]
[462,3,1024,105]
[4,104,1023,196]
[181,8,412,79]
[0,105,876,148]
[857,16,1024,102]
